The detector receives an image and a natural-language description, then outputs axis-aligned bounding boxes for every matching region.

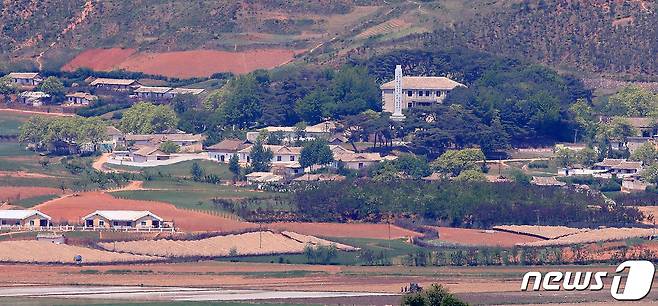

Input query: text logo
[521,260,655,301]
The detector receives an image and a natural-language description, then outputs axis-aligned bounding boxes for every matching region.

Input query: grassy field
[0,110,33,136]
[0,298,265,306]
[106,160,233,180]
[12,194,60,208]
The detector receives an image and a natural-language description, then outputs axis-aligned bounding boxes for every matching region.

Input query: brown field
[0,240,160,263]
[97,231,350,257]
[62,48,302,77]
[493,225,589,239]
[268,222,422,239]
[36,192,255,232]
[0,186,60,201]
[281,231,358,251]
[525,227,655,246]
[429,226,542,247]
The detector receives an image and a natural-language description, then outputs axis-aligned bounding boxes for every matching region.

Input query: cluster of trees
[291,180,641,227]
[369,154,431,181]
[119,102,178,134]
[600,86,658,117]
[401,284,467,306]
[18,116,107,153]
[303,244,338,264]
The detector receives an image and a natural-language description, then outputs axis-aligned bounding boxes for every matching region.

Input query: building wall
[208,151,239,163]
[382,89,449,113]
[340,161,378,170]
[84,215,159,228]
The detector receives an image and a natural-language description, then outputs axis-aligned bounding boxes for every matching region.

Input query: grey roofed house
[593,158,625,170]
[206,139,250,152]
[133,146,167,157]
[380,76,466,90]
[89,78,139,86]
[7,72,40,80]
[531,176,566,186]
[134,86,173,94]
[106,126,124,136]
[169,88,205,95]
[82,210,163,222]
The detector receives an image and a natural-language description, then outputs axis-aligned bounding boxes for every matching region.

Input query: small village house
[89,78,141,91]
[130,146,171,162]
[0,210,51,227]
[122,133,204,153]
[105,126,125,149]
[82,210,164,228]
[292,173,346,182]
[238,145,302,165]
[245,121,337,143]
[592,158,643,178]
[333,152,382,170]
[245,172,283,184]
[18,91,50,106]
[65,92,97,106]
[168,88,205,97]
[7,72,42,87]
[207,139,250,163]
[134,86,173,100]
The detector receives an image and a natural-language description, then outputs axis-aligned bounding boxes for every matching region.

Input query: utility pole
[259,223,262,249]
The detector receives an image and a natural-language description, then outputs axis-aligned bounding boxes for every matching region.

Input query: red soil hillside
[62,48,302,77]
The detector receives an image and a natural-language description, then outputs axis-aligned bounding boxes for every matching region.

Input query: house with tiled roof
[134,86,172,100]
[207,139,250,163]
[7,72,42,87]
[65,92,97,106]
[89,78,141,91]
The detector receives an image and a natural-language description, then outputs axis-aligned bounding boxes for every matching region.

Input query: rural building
[238,145,302,165]
[122,133,204,152]
[0,210,51,227]
[207,139,250,163]
[293,173,346,182]
[130,146,170,162]
[89,78,141,91]
[592,158,643,178]
[245,172,283,184]
[82,210,164,228]
[381,65,465,119]
[65,92,97,106]
[105,126,125,148]
[17,91,50,106]
[168,88,205,96]
[7,72,42,87]
[134,86,173,100]
[36,232,66,244]
[245,121,336,143]
[333,152,382,170]
[531,176,566,187]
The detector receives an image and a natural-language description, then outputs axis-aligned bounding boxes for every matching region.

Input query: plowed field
[0,240,159,263]
[268,222,422,239]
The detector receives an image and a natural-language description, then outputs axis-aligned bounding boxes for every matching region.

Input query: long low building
[82,210,165,228]
[0,210,51,227]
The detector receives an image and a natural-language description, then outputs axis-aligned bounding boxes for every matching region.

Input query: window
[141,221,147,226]
[436,91,441,96]
[418,91,423,97]
[425,91,430,96]
[220,155,225,162]
[408,103,413,108]
[29,220,35,226]
[358,162,364,169]
[99,220,105,226]
[277,156,282,161]
[290,156,295,161]
[113,221,118,226]
[407,90,413,97]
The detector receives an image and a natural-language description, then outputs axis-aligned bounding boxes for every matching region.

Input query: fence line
[0,225,177,233]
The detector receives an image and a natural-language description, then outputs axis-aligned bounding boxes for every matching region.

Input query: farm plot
[0,186,61,201]
[493,225,589,239]
[0,241,160,264]
[524,227,655,246]
[428,227,542,247]
[97,231,348,258]
[268,222,422,239]
[281,231,358,251]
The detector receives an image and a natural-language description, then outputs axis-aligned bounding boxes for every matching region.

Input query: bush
[599,179,622,192]
[528,160,549,169]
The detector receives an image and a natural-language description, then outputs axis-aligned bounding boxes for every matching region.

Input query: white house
[18,91,50,106]
[169,88,205,97]
[0,210,51,227]
[7,72,42,87]
[134,86,173,100]
[82,210,164,228]
[592,158,643,178]
[122,133,204,152]
[65,92,97,106]
[333,152,382,170]
[238,145,302,164]
[130,146,171,163]
[380,65,465,120]
[207,139,250,163]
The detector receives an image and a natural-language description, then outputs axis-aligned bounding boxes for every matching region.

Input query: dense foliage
[119,102,178,134]
[18,116,107,153]
[291,180,641,227]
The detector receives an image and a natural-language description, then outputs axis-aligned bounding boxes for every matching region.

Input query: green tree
[249,140,273,172]
[295,90,333,124]
[432,148,485,176]
[229,154,240,183]
[570,98,597,142]
[641,164,658,185]
[120,102,179,134]
[300,139,334,170]
[401,284,468,306]
[190,161,205,182]
[159,141,180,154]
[38,76,65,102]
[393,154,431,179]
[605,86,658,117]
[630,142,658,166]
[325,65,381,117]
[455,169,486,182]
[0,75,17,100]
[215,75,262,128]
[555,147,576,169]
[576,147,598,167]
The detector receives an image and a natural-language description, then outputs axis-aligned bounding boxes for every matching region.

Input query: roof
[594,158,626,167]
[106,126,123,136]
[293,174,346,182]
[306,121,338,133]
[66,92,97,100]
[90,78,138,86]
[612,161,643,171]
[261,126,296,133]
[133,146,167,156]
[334,152,382,163]
[18,91,50,98]
[245,172,283,182]
[531,176,566,186]
[0,210,51,220]
[169,88,205,95]
[620,117,655,129]
[381,76,466,90]
[238,145,302,155]
[82,210,163,222]
[124,133,204,143]
[207,139,249,152]
[134,86,172,94]
[7,72,39,79]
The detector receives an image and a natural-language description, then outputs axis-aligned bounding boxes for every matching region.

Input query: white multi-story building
[380,65,465,119]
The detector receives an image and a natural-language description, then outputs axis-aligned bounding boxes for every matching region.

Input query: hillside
[0,0,656,79]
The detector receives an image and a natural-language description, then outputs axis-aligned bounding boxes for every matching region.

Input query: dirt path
[0,108,72,117]
[92,153,111,172]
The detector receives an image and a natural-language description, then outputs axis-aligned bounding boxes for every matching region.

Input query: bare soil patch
[0,240,160,263]
[268,222,422,239]
[63,48,302,77]
[36,192,255,232]
[429,226,542,247]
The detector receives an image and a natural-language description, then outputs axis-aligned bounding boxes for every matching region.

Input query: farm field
[62,48,303,77]
[36,191,255,232]
[106,160,234,179]
[493,225,590,239]
[428,226,542,247]
[97,231,352,257]
[268,222,422,239]
[0,240,160,263]
[525,227,656,246]
[0,186,61,201]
